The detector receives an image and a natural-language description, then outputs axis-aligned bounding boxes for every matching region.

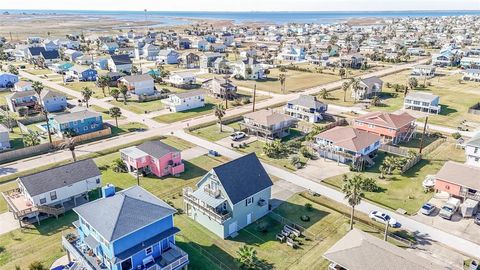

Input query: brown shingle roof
[324,229,445,270]
[244,109,297,126]
[356,112,416,129]
[436,161,480,190]
[316,126,381,152]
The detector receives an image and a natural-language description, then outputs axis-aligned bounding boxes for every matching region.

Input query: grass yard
[65,81,115,99]
[89,105,126,121]
[24,68,53,76]
[189,124,232,142]
[0,181,17,213]
[154,103,216,123]
[323,139,464,214]
[110,122,148,135]
[109,99,164,114]
[0,91,11,106]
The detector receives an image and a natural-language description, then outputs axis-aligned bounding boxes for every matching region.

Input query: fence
[379,144,410,157]
[401,154,422,173]
[0,143,53,163]
[422,137,446,156]
[175,234,233,270]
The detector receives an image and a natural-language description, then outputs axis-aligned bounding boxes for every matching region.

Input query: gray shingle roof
[74,186,176,242]
[213,153,273,205]
[110,54,132,66]
[288,95,326,109]
[172,89,205,99]
[467,133,480,148]
[136,141,180,159]
[19,159,100,197]
[53,110,101,124]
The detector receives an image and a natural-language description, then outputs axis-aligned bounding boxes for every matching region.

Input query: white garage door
[228,221,238,235]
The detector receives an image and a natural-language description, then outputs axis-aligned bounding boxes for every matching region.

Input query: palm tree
[236,245,258,269]
[119,84,128,105]
[110,88,120,101]
[61,137,77,162]
[81,87,93,108]
[32,81,53,144]
[24,131,41,146]
[320,88,329,100]
[97,75,109,97]
[351,78,361,103]
[29,261,47,270]
[383,155,399,175]
[341,81,350,102]
[278,73,286,94]
[214,104,226,132]
[109,106,122,128]
[339,68,346,78]
[342,174,369,230]
[371,96,380,106]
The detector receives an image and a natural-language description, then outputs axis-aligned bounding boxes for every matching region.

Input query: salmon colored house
[435,161,480,201]
[353,112,416,144]
[120,140,185,177]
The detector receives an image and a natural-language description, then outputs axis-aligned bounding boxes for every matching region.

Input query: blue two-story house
[49,109,103,137]
[40,89,67,112]
[62,185,189,270]
[68,65,98,81]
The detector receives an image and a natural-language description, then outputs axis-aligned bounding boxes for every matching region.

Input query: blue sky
[1,0,479,12]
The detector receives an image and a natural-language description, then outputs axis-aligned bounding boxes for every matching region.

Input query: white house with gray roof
[183,153,273,239]
[404,92,441,114]
[351,76,383,100]
[284,95,328,123]
[466,133,480,167]
[2,159,101,223]
[161,90,205,112]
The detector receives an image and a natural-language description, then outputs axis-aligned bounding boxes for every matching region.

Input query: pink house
[120,141,185,177]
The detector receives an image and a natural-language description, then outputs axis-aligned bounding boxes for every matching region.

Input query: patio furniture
[284,225,301,237]
[276,233,285,242]
[286,237,297,248]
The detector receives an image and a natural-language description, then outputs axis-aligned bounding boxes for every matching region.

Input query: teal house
[183,153,273,239]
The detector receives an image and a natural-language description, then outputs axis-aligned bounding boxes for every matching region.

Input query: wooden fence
[401,155,422,173]
[379,144,410,157]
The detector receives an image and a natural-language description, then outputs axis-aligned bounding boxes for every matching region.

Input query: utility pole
[419,116,428,154]
[252,84,256,112]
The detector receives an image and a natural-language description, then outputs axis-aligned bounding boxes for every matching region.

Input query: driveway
[0,212,19,235]
[181,146,208,161]
[271,179,306,209]
[412,196,480,245]
[297,158,350,183]
[215,135,257,148]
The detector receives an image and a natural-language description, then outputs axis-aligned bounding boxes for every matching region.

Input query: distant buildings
[0,72,19,88]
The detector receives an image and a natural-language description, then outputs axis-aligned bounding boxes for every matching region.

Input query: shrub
[305,203,313,211]
[290,155,301,167]
[300,215,310,222]
[300,146,314,159]
[452,132,461,140]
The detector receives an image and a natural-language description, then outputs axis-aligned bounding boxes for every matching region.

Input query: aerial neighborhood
[1,8,480,270]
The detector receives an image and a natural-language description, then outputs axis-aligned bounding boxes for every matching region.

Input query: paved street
[174,130,480,258]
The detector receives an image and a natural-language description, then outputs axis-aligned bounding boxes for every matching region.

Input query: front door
[247,213,252,225]
[228,221,237,235]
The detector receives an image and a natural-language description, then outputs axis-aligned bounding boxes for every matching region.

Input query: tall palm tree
[24,131,41,146]
[320,88,329,100]
[81,87,93,108]
[278,73,286,94]
[214,104,226,132]
[32,81,53,144]
[109,106,122,128]
[110,88,120,101]
[97,75,110,97]
[342,174,369,230]
[61,137,77,162]
[119,84,128,105]
[341,81,350,102]
[351,78,361,103]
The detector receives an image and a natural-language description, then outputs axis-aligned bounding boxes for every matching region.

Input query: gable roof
[212,153,273,204]
[53,109,101,124]
[324,229,445,270]
[171,89,205,99]
[19,159,100,197]
[136,141,180,159]
[436,161,480,190]
[28,46,45,56]
[74,186,176,242]
[288,95,326,109]
[41,50,60,60]
[355,112,416,129]
[316,126,381,152]
[467,133,480,148]
[9,90,37,99]
[359,76,383,88]
[110,54,132,66]
[244,109,297,126]
[40,89,65,100]
[120,74,153,84]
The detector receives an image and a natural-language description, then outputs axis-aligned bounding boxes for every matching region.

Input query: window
[96,178,100,184]
[145,246,153,255]
[245,196,254,206]
[120,258,132,270]
[40,198,46,204]
[475,147,479,154]
[84,126,88,131]
[50,191,57,201]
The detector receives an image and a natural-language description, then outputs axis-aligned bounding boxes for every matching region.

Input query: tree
[8,65,18,75]
[32,81,52,144]
[382,155,402,175]
[97,75,110,97]
[350,78,361,103]
[109,107,122,128]
[214,104,226,132]
[81,87,93,108]
[119,84,128,105]
[110,88,120,101]
[407,77,418,90]
[278,73,286,93]
[28,261,46,270]
[342,174,371,230]
[320,88,329,100]
[371,96,380,106]
[341,81,350,102]
[339,68,346,78]
[61,137,77,162]
[24,131,41,146]
[236,245,258,270]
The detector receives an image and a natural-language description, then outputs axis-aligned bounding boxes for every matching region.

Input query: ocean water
[2,10,480,25]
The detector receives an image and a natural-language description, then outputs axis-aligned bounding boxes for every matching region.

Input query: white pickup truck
[439,197,461,220]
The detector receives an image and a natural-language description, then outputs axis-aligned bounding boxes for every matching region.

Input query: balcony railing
[183,188,232,224]
[159,242,189,270]
[460,190,480,201]
[62,235,99,270]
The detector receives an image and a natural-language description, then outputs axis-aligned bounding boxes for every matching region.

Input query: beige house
[241,109,298,139]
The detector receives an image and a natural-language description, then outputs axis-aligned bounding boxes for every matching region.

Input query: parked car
[421,203,436,216]
[474,213,480,225]
[230,131,246,141]
[369,211,398,227]
[64,76,74,83]
[439,197,461,220]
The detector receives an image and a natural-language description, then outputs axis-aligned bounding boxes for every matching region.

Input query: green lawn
[323,139,465,214]
[89,105,126,121]
[0,91,11,106]
[109,99,164,114]
[189,124,232,142]
[65,81,116,99]
[110,122,148,135]
[154,103,216,123]
[327,69,480,128]
[24,68,53,76]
